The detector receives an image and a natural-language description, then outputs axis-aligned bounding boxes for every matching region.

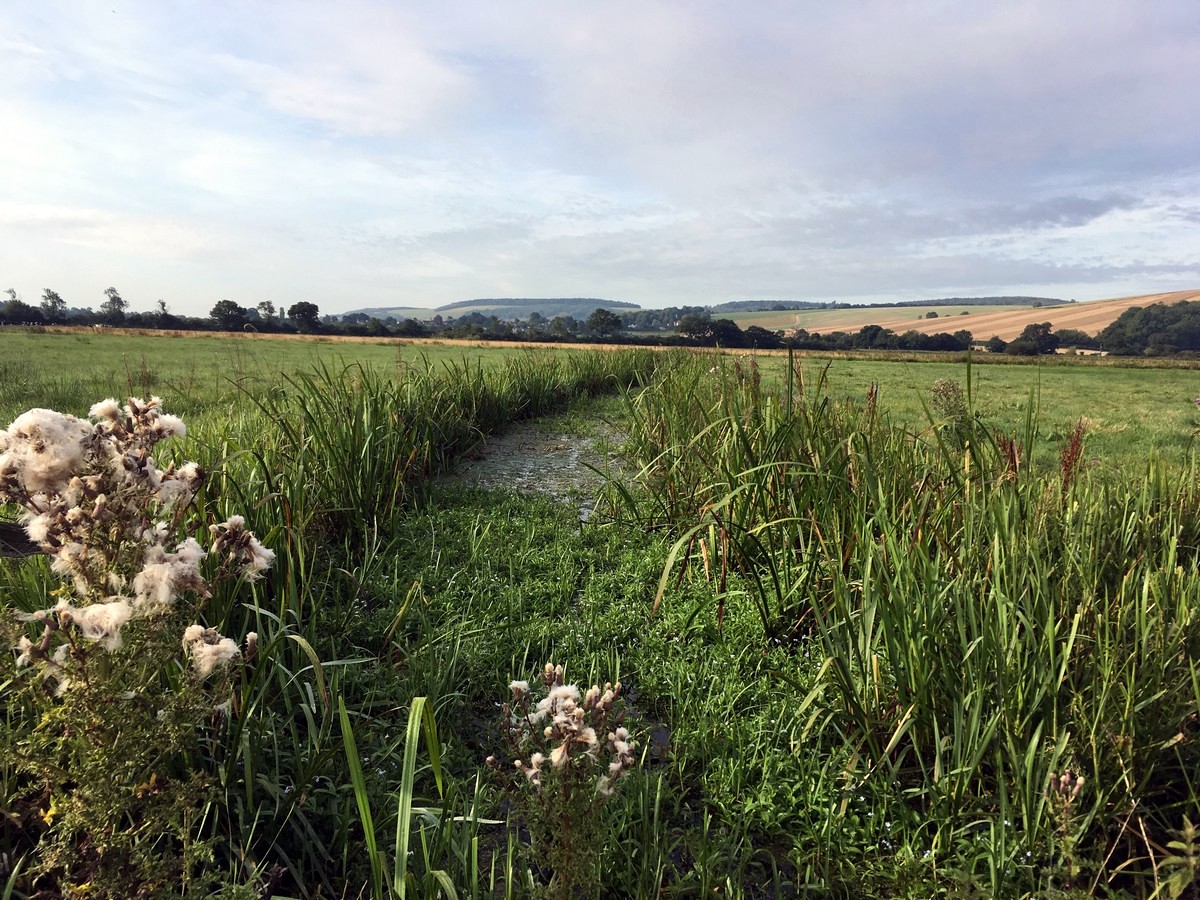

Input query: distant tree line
[0,288,329,335]
[9,286,1195,358]
[786,325,974,352]
[0,288,649,342]
[1,289,956,350]
[437,297,639,319]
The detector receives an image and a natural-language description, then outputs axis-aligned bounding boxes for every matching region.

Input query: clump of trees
[584,308,624,337]
[1097,301,1200,355]
[2,289,42,325]
[100,286,128,324]
[1003,322,1060,355]
[785,324,974,353]
[981,323,1101,356]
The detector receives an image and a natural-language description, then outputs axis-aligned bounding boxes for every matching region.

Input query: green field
[3,330,1200,897]
[0,330,560,425]
[774,354,1200,471]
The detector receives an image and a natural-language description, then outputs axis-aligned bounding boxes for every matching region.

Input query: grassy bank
[602,351,1200,895]
[0,345,668,897]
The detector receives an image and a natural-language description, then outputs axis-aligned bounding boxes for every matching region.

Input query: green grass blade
[394,696,437,899]
[339,694,384,900]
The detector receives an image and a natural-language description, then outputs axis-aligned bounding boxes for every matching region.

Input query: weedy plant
[1156,816,1200,900]
[1045,769,1088,895]
[489,663,637,899]
[1059,417,1088,495]
[930,377,970,449]
[0,397,273,897]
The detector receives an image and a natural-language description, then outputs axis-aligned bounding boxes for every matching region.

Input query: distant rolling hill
[343,290,1200,340]
[347,298,638,321]
[714,296,1063,314]
[824,289,1200,341]
[346,307,437,321]
[731,303,1040,331]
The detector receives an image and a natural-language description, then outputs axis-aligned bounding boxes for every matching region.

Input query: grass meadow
[760,354,1200,472]
[3,329,1200,898]
[0,330,566,428]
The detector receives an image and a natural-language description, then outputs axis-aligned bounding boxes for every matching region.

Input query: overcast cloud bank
[1,1,1197,316]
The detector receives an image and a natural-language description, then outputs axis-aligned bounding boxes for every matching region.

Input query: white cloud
[212,25,471,139]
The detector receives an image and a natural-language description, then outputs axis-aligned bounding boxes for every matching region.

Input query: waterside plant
[605,350,1200,894]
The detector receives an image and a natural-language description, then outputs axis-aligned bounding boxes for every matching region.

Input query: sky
[1,1,1198,318]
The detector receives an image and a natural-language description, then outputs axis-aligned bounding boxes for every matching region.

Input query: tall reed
[242,350,660,542]
[611,350,1200,894]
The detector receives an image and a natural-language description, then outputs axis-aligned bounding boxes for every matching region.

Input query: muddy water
[447,420,626,519]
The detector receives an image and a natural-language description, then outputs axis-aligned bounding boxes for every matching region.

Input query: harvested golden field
[800,289,1200,340]
[730,304,1035,330]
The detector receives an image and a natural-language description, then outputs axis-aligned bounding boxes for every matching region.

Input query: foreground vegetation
[2,333,1200,897]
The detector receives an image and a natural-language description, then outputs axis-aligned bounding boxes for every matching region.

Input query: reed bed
[605,350,1200,895]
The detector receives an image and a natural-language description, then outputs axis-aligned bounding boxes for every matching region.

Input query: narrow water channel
[447,418,626,520]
